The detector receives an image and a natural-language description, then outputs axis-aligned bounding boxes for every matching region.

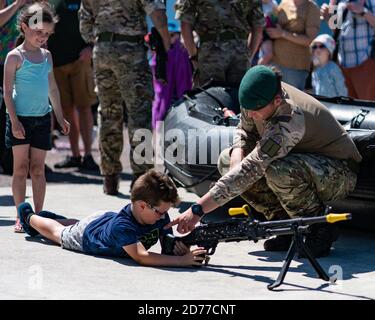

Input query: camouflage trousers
[93,41,154,176]
[196,39,249,87]
[218,148,357,220]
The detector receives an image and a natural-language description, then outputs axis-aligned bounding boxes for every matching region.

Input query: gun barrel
[259,213,352,229]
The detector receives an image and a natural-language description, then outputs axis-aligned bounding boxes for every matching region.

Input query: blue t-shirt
[82,204,172,258]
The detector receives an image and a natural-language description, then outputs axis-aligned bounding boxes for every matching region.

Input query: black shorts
[5,113,52,150]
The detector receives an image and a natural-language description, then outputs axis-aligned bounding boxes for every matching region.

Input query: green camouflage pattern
[175,0,264,86]
[196,39,249,86]
[175,0,264,34]
[217,148,357,219]
[211,85,360,218]
[211,104,306,206]
[79,0,166,44]
[93,42,153,175]
[78,0,162,175]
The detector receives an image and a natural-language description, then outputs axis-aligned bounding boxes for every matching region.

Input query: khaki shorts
[53,59,97,108]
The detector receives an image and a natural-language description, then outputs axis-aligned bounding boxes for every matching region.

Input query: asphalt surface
[1,130,375,300]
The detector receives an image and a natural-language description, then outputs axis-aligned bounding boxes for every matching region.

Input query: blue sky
[166,0,178,24]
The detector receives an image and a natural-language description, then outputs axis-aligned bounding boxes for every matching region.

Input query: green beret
[238,66,278,110]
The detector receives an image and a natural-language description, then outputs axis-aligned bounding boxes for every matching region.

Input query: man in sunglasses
[166,65,361,258]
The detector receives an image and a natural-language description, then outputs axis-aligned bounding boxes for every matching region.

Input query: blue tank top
[12,48,52,116]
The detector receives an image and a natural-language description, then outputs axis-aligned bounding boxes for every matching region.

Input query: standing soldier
[79,0,170,195]
[175,0,264,87]
[166,66,361,258]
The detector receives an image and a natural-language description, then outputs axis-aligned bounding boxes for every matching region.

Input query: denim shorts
[5,113,52,150]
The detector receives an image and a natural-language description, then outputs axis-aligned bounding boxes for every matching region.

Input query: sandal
[14,219,25,233]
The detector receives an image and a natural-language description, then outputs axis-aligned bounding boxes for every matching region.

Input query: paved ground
[1,132,375,300]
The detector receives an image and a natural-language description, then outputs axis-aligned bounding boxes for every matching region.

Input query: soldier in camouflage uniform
[79,0,170,194]
[166,66,361,257]
[174,0,264,87]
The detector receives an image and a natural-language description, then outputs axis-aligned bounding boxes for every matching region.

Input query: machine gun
[164,205,352,290]
[145,27,168,83]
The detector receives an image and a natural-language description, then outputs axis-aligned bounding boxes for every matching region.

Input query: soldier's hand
[164,209,200,234]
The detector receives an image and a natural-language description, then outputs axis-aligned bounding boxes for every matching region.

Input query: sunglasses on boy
[147,203,167,217]
[312,44,326,50]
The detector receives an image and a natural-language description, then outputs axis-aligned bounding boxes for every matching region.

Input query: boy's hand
[173,241,190,256]
[181,247,207,267]
[59,119,70,136]
[11,119,25,139]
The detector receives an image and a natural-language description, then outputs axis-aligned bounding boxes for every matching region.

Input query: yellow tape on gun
[228,205,251,217]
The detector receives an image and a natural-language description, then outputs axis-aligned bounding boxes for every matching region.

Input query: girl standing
[3,2,70,232]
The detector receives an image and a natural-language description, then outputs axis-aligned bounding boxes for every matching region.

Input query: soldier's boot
[263,235,293,252]
[300,223,340,258]
[103,174,119,195]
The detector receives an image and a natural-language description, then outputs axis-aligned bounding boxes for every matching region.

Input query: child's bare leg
[29,215,65,244]
[29,147,47,213]
[12,145,30,209]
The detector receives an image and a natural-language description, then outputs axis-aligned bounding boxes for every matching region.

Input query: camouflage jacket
[209,82,361,206]
[79,0,166,44]
[174,0,264,36]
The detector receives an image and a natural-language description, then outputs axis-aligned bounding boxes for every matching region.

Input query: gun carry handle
[228,205,251,217]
